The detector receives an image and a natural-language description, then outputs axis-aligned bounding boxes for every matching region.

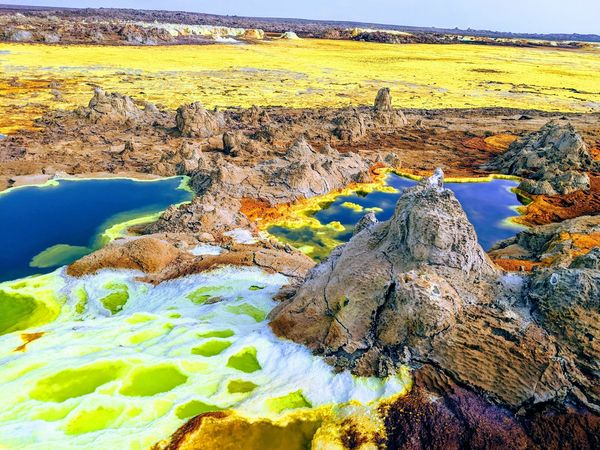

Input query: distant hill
[1,3,598,43]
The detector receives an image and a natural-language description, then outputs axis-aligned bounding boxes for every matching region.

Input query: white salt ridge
[189,244,223,256]
[134,22,252,38]
[0,266,411,449]
[213,37,243,44]
[223,228,257,244]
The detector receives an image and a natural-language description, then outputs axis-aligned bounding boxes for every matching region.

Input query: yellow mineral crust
[0,266,412,449]
[1,40,600,133]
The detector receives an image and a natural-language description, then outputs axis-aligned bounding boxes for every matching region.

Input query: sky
[2,0,599,34]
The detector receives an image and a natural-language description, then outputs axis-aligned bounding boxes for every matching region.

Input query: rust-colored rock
[67,237,182,276]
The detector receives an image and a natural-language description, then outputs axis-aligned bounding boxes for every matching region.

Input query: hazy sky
[3,0,599,34]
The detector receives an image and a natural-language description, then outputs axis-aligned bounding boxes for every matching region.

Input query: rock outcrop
[374,87,393,112]
[84,88,158,126]
[528,264,600,408]
[67,237,182,276]
[490,215,600,268]
[176,102,225,138]
[270,169,599,411]
[67,234,314,283]
[147,138,371,236]
[373,87,408,127]
[486,122,598,195]
[332,89,407,142]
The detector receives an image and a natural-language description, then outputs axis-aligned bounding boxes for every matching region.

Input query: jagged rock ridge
[486,121,598,195]
[146,137,371,237]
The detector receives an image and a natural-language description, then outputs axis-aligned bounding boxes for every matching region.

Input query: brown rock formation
[374,87,393,112]
[176,102,225,138]
[486,122,598,195]
[490,215,600,268]
[528,265,600,407]
[85,88,158,126]
[270,169,599,412]
[146,137,371,236]
[67,235,314,283]
[67,237,181,276]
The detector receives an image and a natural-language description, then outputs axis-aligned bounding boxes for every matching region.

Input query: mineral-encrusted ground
[1,21,599,446]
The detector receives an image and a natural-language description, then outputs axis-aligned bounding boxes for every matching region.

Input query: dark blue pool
[0,177,193,282]
[268,173,525,260]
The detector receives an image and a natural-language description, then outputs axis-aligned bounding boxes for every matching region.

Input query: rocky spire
[176,102,225,138]
[374,87,393,112]
[270,169,498,375]
[269,169,594,411]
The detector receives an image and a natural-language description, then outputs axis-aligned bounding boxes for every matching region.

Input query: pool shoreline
[263,170,528,260]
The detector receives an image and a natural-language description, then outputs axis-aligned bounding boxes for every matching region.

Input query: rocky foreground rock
[486,121,598,195]
[270,170,600,412]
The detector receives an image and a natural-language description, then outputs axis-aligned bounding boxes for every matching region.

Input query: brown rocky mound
[176,102,225,138]
[145,137,371,237]
[270,169,599,412]
[67,234,314,283]
[67,237,181,276]
[486,122,598,195]
[84,88,161,126]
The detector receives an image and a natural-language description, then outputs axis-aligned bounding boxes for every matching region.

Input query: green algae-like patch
[30,361,129,402]
[128,324,172,345]
[63,405,124,435]
[249,285,265,291]
[176,400,223,420]
[191,340,232,357]
[186,286,226,305]
[266,390,312,414]
[31,403,78,422]
[226,347,261,373]
[74,286,88,315]
[125,313,155,324]
[197,329,235,339]
[227,379,258,394]
[29,244,90,269]
[0,290,36,334]
[226,304,267,322]
[119,365,188,397]
[0,289,58,335]
[100,283,129,315]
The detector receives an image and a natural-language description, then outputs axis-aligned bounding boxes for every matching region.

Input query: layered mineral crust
[269,169,600,412]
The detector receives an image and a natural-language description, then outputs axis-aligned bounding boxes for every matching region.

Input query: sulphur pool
[267,173,525,260]
[0,177,193,282]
